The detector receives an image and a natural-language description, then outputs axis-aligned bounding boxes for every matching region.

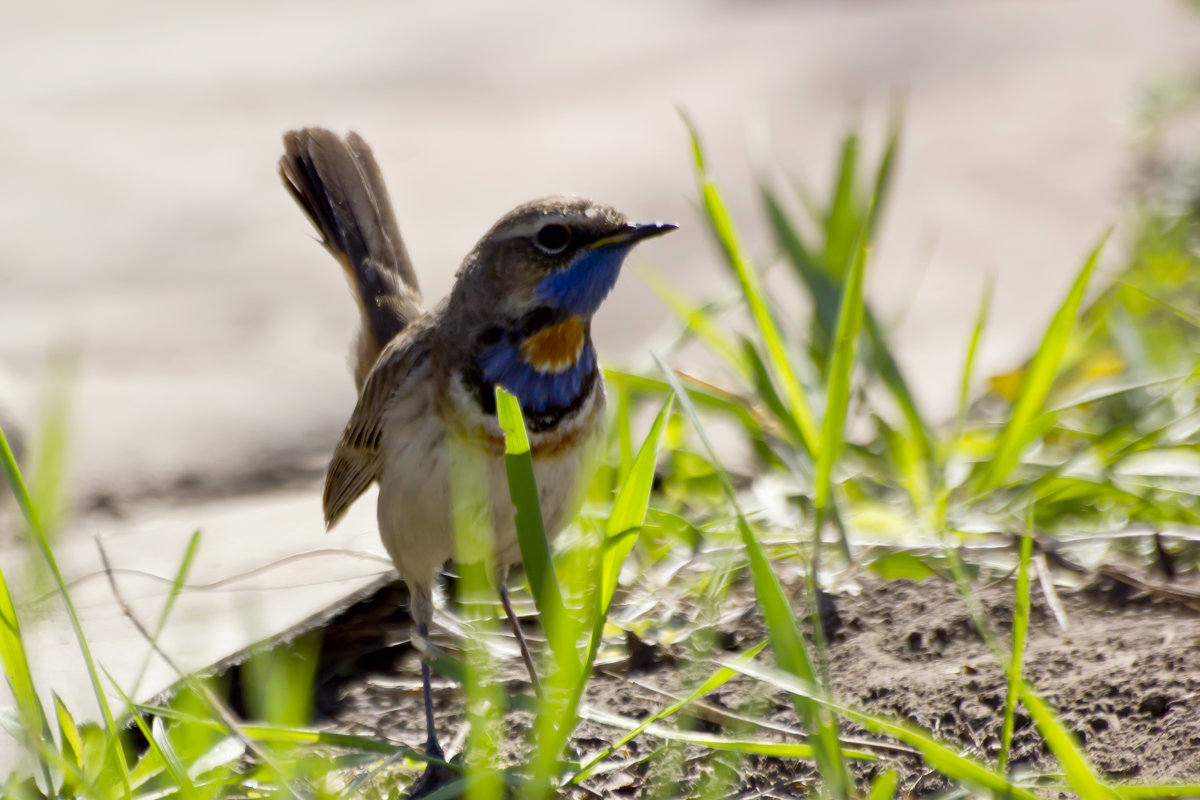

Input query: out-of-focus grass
[4,102,1200,798]
[622,111,1200,796]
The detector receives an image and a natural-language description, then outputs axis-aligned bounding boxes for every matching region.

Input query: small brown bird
[280,128,674,792]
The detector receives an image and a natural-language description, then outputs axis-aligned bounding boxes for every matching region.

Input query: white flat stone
[1,488,388,773]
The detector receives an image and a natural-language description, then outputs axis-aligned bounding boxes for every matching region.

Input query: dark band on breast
[463,308,599,433]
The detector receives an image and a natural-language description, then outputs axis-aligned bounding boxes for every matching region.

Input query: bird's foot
[407,744,460,799]
[407,762,459,799]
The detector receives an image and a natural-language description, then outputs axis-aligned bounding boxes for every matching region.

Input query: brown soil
[293,572,1200,797]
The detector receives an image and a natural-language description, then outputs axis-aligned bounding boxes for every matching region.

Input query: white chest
[375,372,606,591]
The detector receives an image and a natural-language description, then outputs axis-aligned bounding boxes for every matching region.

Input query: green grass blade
[824,131,860,277]
[605,369,768,442]
[131,530,202,699]
[611,373,634,483]
[863,108,902,242]
[496,387,591,799]
[639,266,748,377]
[1020,685,1118,800]
[0,423,133,797]
[999,523,1034,771]
[979,232,1110,490]
[741,337,808,447]
[814,235,868,512]
[52,693,83,769]
[657,355,851,798]
[867,767,899,800]
[0,540,53,761]
[108,673,198,800]
[761,184,841,342]
[136,709,433,757]
[862,312,934,461]
[581,705,876,761]
[593,393,673,625]
[495,387,567,644]
[957,276,994,429]
[446,417,505,800]
[29,351,75,548]
[242,635,320,728]
[459,601,504,800]
[684,116,820,455]
[944,524,1116,797]
[763,179,932,463]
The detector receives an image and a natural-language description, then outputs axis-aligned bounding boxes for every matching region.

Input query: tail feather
[280,128,423,388]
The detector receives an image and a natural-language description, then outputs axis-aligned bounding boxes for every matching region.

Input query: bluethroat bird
[279,128,675,789]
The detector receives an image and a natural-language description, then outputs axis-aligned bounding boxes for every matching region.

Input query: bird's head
[451,196,676,324]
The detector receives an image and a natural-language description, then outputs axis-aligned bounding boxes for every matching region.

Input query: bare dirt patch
[295,573,1200,796]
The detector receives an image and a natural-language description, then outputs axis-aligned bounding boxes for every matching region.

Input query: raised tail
[280,128,424,389]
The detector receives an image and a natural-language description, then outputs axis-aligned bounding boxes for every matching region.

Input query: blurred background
[2,0,1197,511]
[2,0,1200,740]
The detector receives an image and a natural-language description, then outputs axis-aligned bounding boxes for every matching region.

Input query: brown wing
[323,325,434,528]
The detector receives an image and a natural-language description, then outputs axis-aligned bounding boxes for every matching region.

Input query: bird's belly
[492,396,607,567]
[376,379,606,590]
[375,410,455,592]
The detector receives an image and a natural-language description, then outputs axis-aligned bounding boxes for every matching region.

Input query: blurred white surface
[1,0,1196,503]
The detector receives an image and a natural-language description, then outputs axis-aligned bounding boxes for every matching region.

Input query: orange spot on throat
[521,316,586,372]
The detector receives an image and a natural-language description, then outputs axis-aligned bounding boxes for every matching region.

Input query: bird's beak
[590,221,678,249]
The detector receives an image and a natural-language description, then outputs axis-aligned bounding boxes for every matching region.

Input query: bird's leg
[417,622,444,762]
[409,608,454,798]
[498,582,543,699]
[498,579,583,764]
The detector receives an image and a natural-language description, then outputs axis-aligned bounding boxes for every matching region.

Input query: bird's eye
[534,223,571,255]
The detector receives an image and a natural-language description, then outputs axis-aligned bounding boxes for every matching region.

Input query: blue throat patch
[471,243,631,420]
[478,335,597,415]
[534,243,631,316]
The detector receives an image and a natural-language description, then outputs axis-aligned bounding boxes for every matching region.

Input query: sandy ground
[2,0,1200,775]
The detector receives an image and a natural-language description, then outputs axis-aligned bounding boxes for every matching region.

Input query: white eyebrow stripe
[492,213,570,242]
